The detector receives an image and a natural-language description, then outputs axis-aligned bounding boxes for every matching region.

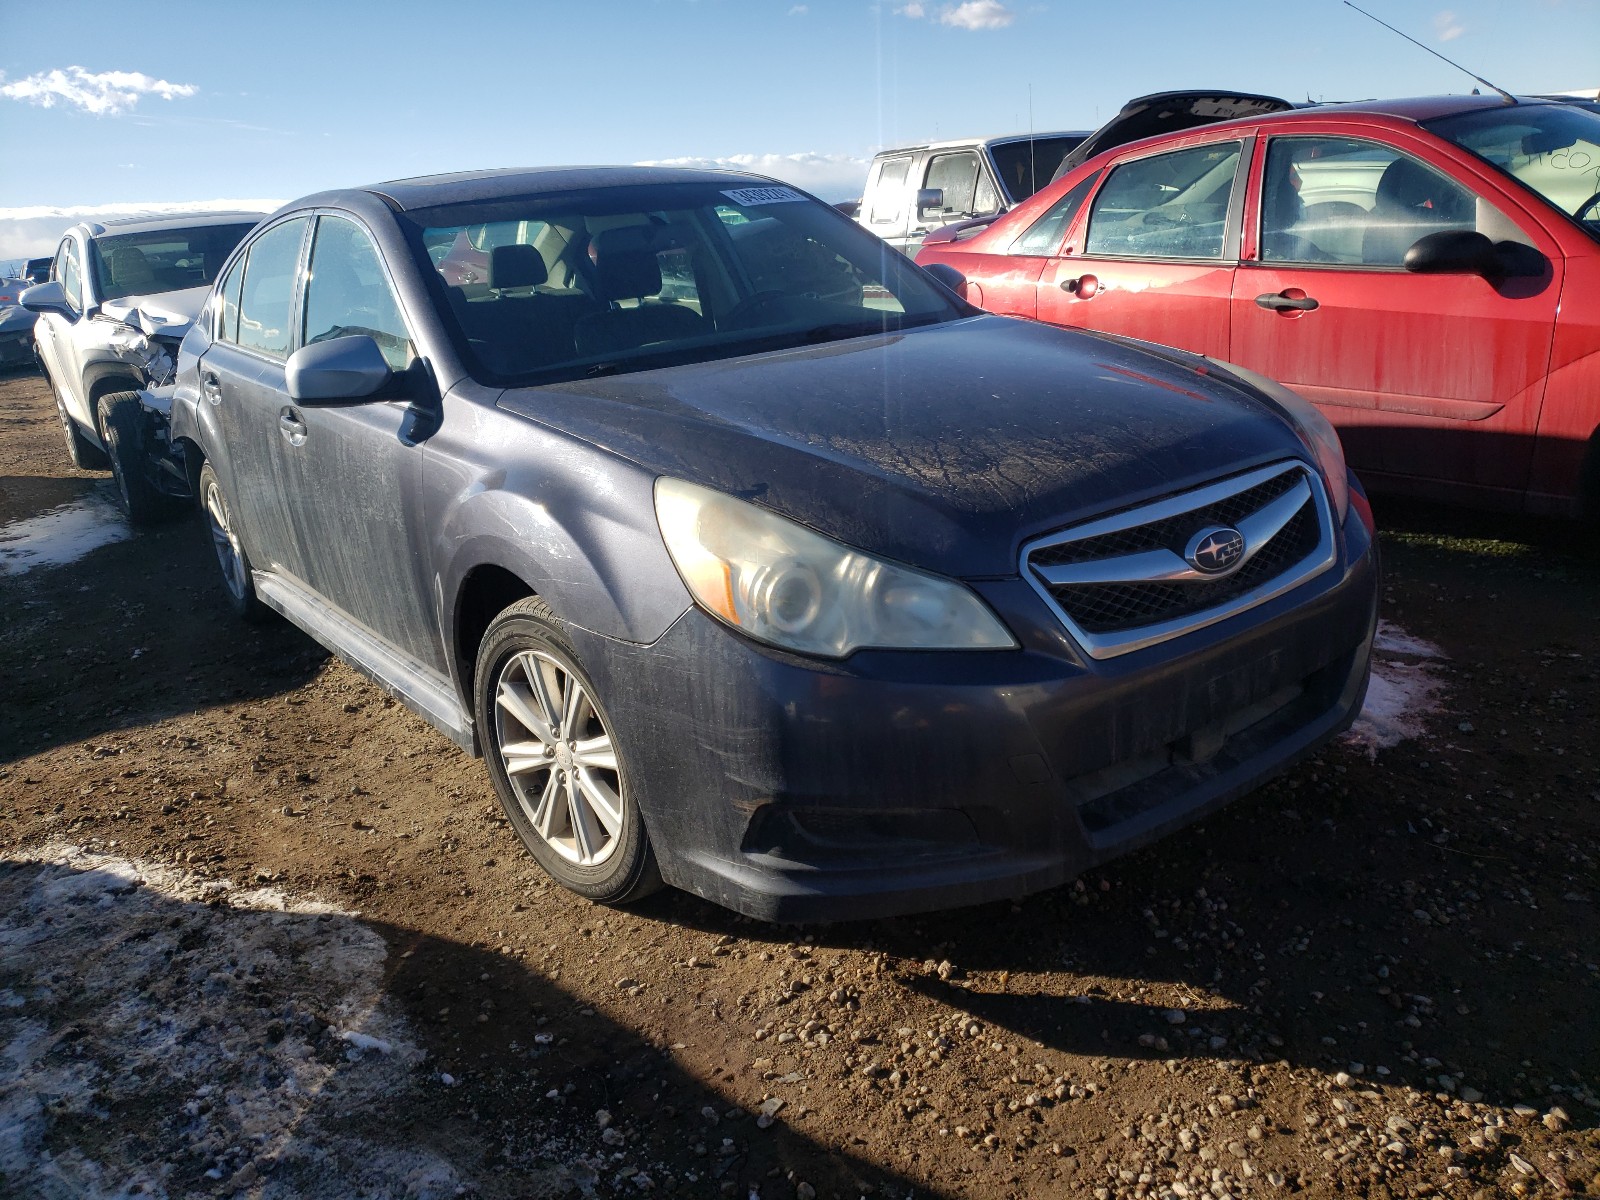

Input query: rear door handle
[1255,291,1319,312]
[278,407,307,447]
[201,372,223,403]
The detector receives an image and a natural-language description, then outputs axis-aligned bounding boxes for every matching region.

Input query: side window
[303,216,414,370]
[1261,137,1482,267]
[56,239,83,312]
[216,256,244,344]
[236,218,308,359]
[1010,170,1101,256]
[1084,142,1244,260]
[921,151,982,221]
[868,157,911,224]
[972,170,1000,217]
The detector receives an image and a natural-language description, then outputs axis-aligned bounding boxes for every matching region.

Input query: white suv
[24,213,261,490]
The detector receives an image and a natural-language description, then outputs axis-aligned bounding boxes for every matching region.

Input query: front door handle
[1060,273,1100,299]
[278,407,308,447]
[201,372,223,403]
[1255,291,1319,312]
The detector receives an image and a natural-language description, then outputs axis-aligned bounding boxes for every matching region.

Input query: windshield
[990,136,1085,203]
[90,223,257,302]
[1426,102,1600,236]
[404,181,964,385]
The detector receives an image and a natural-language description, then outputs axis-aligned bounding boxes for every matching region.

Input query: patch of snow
[0,843,467,1199]
[1345,621,1449,757]
[0,488,130,576]
[1373,619,1446,660]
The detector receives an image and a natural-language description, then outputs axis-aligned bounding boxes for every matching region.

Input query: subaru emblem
[1185,525,1246,575]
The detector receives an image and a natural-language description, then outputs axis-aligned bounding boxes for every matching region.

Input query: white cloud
[938,0,1014,29]
[1433,9,1464,41]
[633,153,869,203]
[0,66,197,116]
[787,3,808,12]
[896,2,927,17]
[0,200,280,263]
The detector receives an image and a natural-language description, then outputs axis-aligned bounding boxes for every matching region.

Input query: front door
[1035,138,1248,360]
[1229,134,1563,500]
[282,213,438,668]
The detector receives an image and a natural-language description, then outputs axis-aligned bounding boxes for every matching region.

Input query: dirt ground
[1,367,1596,1200]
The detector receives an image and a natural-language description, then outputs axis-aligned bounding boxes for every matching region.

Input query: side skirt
[254,571,477,754]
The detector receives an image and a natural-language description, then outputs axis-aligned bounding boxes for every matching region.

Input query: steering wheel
[1575,190,1600,223]
[720,290,787,328]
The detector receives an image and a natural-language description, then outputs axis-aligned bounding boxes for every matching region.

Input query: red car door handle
[1060,273,1099,298]
[1255,291,1319,312]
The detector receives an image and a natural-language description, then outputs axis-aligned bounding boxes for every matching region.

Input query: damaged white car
[22,213,262,522]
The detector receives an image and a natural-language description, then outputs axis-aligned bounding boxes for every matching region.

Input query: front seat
[573,226,706,357]
[1361,158,1460,266]
[105,244,156,295]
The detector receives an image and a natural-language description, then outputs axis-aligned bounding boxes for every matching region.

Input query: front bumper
[572,502,1378,922]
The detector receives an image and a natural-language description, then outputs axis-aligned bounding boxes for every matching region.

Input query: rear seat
[445,244,602,375]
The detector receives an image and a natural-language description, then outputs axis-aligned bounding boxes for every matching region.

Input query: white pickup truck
[853,131,1088,254]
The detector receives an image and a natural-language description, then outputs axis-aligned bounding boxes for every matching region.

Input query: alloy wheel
[203,479,249,601]
[492,649,624,866]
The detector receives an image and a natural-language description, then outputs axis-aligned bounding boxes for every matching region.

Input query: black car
[168,167,1378,921]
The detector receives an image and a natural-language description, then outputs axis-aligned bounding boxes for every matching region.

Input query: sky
[1,0,1596,261]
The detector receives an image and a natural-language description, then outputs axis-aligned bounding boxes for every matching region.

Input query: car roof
[871,131,1090,158]
[75,210,266,239]
[1209,94,1561,132]
[290,166,794,214]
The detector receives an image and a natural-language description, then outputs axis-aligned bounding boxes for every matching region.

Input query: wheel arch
[83,363,144,440]
[1581,424,1600,524]
[453,564,539,706]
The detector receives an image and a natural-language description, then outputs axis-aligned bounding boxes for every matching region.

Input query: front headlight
[654,478,1017,658]
[1204,358,1349,521]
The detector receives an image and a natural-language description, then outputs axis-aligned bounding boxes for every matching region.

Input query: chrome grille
[1021,461,1336,659]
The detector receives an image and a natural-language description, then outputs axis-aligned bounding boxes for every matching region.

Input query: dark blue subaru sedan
[168,167,1377,920]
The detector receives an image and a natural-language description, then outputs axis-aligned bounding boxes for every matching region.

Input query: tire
[196,461,270,623]
[474,597,662,905]
[47,371,109,470]
[99,391,185,525]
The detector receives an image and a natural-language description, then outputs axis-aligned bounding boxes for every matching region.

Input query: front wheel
[100,391,184,525]
[197,461,270,623]
[475,597,662,905]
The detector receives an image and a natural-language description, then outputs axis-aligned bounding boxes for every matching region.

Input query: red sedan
[918,95,1600,519]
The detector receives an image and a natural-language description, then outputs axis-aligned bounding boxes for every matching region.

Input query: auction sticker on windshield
[721,186,807,206]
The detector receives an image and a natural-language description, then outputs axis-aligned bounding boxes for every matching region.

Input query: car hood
[496,316,1309,578]
[99,285,209,338]
[1052,90,1296,182]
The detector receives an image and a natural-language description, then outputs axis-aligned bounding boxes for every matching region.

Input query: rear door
[1228,125,1564,500]
[198,215,315,583]
[1034,137,1248,358]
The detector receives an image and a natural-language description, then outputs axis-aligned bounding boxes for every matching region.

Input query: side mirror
[1403,230,1501,278]
[921,262,968,295]
[286,334,393,404]
[916,187,945,212]
[20,280,73,318]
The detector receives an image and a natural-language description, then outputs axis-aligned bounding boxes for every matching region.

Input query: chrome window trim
[1021,460,1337,660]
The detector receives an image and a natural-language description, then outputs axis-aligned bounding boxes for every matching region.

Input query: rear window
[406,181,961,386]
[89,223,256,302]
[989,136,1086,203]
